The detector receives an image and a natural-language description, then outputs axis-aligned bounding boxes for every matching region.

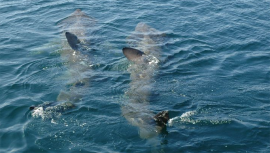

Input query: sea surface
[0,0,270,152]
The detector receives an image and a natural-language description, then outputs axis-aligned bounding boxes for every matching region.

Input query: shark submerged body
[30,9,95,119]
[122,23,169,139]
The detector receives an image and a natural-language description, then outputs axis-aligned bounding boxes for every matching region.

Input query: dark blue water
[0,0,269,152]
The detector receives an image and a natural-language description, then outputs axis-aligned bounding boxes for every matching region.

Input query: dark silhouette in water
[122,23,169,139]
[30,9,95,119]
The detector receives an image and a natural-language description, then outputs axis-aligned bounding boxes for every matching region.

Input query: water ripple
[0,0,270,152]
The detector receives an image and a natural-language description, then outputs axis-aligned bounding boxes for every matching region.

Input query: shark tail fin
[153,110,169,127]
[65,32,81,51]
[122,47,145,62]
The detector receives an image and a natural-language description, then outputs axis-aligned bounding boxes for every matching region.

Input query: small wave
[168,110,231,126]
[168,110,196,126]
[31,101,75,122]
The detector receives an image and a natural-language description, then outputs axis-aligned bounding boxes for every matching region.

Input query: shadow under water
[30,9,96,121]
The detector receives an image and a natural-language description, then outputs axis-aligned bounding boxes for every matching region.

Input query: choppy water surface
[0,0,269,152]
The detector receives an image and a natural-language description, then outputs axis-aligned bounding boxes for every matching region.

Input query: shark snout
[154,110,169,126]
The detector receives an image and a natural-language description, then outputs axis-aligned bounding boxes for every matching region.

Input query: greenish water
[0,0,269,152]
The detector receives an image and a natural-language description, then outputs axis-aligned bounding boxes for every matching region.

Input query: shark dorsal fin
[65,32,81,51]
[122,47,145,62]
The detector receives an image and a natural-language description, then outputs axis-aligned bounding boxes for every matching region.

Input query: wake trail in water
[168,109,231,127]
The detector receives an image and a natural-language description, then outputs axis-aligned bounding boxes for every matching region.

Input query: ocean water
[0,0,269,152]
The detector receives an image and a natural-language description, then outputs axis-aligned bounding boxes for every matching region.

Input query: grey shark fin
[65,32,81,51]
[153,110,169,127]
[122,47,145,62]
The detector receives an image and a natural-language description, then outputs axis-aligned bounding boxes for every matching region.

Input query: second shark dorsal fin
[65,32,81,51]
[122,47,145,62]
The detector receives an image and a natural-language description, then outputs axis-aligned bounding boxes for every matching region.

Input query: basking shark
[30,9,95,119]
[122,23,169,139]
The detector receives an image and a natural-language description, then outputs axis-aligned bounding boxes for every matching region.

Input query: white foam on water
[32,107,45,119]
[168,109,232,126]
[145,54,159,65]
[180,110,196,118]
[168,110,197,126]
[31,105,62,121]
[51,119,58,124]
